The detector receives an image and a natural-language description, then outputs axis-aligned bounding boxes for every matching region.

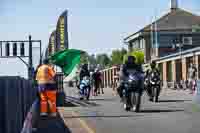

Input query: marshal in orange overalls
[36,64,57,116]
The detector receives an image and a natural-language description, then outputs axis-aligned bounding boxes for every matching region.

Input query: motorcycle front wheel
[131,92,141,112]
[153,86,160,103]
[122,91,131,111]
[86,87,91,100]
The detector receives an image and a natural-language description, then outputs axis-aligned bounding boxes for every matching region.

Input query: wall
[0,76,37,133]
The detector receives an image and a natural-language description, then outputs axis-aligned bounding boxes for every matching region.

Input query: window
[140,39,144,49]
[182,37,192,45]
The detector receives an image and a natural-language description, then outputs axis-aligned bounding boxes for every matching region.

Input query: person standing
[93,68,104,96]
[36,58,57,117]
[187,63,197,94]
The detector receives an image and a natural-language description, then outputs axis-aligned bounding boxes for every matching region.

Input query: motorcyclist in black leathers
[77,64,90,89]
[117,56,144,100]
[80,64,90,81]
[146,61,160,101]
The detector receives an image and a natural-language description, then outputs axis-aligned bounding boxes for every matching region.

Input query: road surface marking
[59,109,96,133]
[72,111,96,133]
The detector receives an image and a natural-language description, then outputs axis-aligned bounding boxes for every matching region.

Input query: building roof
[124,8,200,41]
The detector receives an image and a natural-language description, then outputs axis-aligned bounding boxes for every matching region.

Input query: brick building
[124,0,200,87]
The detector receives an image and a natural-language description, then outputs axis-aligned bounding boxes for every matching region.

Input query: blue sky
[0,0,199,77]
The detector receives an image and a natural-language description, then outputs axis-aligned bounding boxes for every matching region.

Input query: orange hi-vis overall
[36,64,57,115]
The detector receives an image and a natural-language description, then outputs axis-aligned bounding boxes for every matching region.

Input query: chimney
[170,0,178,11]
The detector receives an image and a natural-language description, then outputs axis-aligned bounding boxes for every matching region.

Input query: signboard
[50,31,56,54]
[56,10,69,51]
[48,30,56,56]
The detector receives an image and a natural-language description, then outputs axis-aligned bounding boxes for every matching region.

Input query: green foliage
[80,53,88,64]
[96,54,111,68]
[123,50,144,64]
[79,47,145,69]
[111,48,127,65]
[88,54,96,65]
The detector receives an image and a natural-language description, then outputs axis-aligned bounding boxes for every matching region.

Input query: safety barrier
[55,72,65,106]
[0,76,37,133]
[101,65,120,88]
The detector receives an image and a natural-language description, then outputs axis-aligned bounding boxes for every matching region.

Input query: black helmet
[82,64,88,70]
[150,61,156,68]
[43,58,49,64]
[127,56,136,63]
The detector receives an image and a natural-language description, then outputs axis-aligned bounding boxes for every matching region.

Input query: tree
[88,54,96,65]
[96,54,111,68]
[111,48,127,65]
[123,50,144,64]
[80,53,88,65]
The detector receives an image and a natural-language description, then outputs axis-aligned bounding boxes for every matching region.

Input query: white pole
[151,16,154,62]
[155,9,158,57]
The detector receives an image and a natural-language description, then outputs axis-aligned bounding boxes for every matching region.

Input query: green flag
[50,49,84,75]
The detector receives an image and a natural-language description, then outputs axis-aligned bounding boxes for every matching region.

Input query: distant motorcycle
[122,71,144,112]
[79,76,91,100]
[149,72,161,102]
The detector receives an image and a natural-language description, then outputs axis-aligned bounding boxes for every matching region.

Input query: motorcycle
[122,71,144,112]
[79,76,91,100]
[149,72,161,102]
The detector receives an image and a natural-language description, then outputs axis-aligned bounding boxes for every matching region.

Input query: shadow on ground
[63,114,144,119]
[158,100,192,103]
[62,101,78,107]
[138,109,184,113]
[35,114,72,133]
[66,96,101,107]
[89,98,116,102]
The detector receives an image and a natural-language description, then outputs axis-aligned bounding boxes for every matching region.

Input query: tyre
[131,92,141,112]
[86,87,91,100]
[126,106,131,111]
[154,87,160,103]
[123,92,130,111]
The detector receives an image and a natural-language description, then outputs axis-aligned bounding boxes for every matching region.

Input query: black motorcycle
[149,72,161,102]
[122,72,144,112]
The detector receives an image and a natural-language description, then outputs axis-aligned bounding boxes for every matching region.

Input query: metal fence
[55,72,64,93]
[55,73,66,106]
[0,76,37,133]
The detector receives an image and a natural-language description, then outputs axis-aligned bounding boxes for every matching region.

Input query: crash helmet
[150,61,156,69]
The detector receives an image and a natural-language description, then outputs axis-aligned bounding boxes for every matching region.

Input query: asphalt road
[35,115,71,133]
[59,86,200,133]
